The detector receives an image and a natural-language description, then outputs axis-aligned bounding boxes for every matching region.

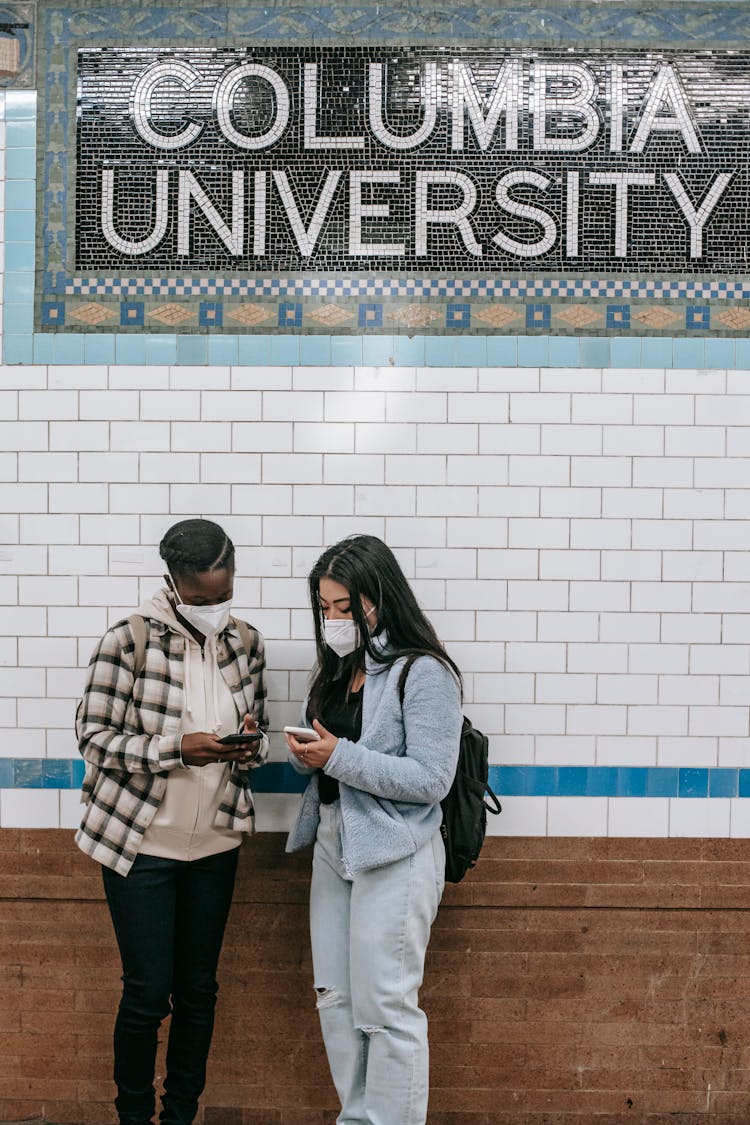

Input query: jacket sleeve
[76,622,183,774]
[237,630,270,770]
[323,657,461,804]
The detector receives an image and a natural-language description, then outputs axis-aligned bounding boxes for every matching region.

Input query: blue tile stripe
[0,760,746,798]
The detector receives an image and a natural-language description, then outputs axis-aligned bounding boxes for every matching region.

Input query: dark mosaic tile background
[76,46,750,275]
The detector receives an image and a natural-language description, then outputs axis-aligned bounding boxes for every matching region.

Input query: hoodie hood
[137,587,193,639]
[365,629,392,664]
[137,587,226,730]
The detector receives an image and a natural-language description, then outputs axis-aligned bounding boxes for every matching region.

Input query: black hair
[159,519,235,580]
[307,534,461,720]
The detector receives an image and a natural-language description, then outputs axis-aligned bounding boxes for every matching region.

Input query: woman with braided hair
[76,518,268,1125]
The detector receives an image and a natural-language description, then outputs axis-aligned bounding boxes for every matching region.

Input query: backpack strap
[127,613,148,680]
[397,654,419,706]
[399,652,464,704]
[484,785,503,815]
[400,658,501,815]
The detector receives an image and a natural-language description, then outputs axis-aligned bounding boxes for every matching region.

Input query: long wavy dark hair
[306,534,461,721]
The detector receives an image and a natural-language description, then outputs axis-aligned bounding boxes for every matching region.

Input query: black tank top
[316,679,363,804]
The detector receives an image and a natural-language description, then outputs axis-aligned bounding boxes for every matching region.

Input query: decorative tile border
[27,2,750,339]
[62,278,750,301]
[4,758,748,799]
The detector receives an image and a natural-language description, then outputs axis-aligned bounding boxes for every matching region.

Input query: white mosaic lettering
[369,62,438,150]
[450,59,520,151]
[415,170,482,256]
[664,170,734,258]
[177,169,245,255]
[348,170,405,256]
[532,62,600,152]
[304,63,365,149]
[609,63,624,153]
[588,171,656,256]
[101,168,170,255]
[253,170,267,256]
[77,45,750,277]
[272,169,343,256]
[493,170,557,257]
[131,60,204,151]
[214,63,290,150]
[566,170,580,257]
[630,64,702,154]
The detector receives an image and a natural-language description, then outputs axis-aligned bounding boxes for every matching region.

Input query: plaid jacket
[75,614,268,875]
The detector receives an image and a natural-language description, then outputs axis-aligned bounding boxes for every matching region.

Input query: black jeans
[102,847,239,1125]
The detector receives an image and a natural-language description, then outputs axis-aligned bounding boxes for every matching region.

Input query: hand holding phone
[283,725,321,743]
[217,732,263,746]
[285,720,337,769]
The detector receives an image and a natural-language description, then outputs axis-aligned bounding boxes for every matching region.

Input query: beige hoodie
[138,589,245,861]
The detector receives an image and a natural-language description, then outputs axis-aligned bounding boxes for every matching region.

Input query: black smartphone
[217,732,263,746]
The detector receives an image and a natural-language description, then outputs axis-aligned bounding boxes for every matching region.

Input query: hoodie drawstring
[137,590,233,739]
[206,634,223,734]
[182,633,224,734]
[183,635,194,720]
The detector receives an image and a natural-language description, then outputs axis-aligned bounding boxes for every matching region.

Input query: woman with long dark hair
[76,518,268,1125]
[285,534,462,1125]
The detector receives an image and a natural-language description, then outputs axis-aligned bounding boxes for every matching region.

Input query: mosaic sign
[76,44,750,275]
[37,35,750,333]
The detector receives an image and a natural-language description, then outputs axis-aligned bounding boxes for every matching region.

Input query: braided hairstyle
[159,519,235,580]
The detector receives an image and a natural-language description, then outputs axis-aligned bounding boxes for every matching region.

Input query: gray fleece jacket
[285,643,462,874]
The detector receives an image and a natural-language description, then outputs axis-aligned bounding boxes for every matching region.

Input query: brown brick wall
[2,830,750,1124]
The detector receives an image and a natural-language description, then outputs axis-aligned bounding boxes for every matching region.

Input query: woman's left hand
[286,719,338,769]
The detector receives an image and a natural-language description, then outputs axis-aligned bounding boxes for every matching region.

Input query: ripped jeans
[310,802,445,1125]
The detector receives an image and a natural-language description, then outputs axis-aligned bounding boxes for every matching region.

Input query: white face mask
[322,604,376,659]
[323,618,360,659]
[167,575,232,638]
[177,599,232,638]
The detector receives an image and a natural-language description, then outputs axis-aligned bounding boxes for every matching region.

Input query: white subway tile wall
[2,361,749,836]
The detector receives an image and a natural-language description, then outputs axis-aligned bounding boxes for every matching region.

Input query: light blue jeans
[310,802,445,1125]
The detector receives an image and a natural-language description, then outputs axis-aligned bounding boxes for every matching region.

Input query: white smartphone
[283,725,321,743]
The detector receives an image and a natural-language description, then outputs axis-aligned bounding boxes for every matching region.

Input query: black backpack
[399,658,502,883]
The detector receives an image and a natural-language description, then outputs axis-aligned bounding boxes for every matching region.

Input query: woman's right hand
[286,719,337,769]
[181,731,252,768]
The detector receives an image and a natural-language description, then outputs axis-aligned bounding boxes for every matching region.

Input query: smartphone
[217,732,263,746]
[283,725,321,743]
